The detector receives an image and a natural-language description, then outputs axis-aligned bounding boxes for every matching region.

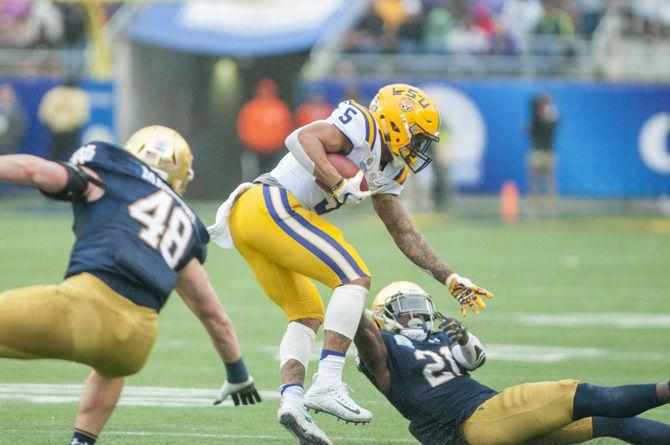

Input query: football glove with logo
[439,318,469,345]
[446,273,494,317]
[330,171,370,207]
[214,376,262,406]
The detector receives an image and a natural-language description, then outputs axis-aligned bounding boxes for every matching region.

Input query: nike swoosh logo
[335,400,361,415]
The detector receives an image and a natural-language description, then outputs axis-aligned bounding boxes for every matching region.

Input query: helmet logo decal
[399,97,415,112]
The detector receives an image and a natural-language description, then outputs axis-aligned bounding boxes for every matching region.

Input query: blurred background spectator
[236,78,293,179]
[0,83,26,155]
[342,0,670,57]
[527,92,559,213]
[294,89,335,129]
[38,76,90,160]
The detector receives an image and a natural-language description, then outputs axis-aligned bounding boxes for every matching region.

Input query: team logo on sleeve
[69,144,97,165]
[358,154,376,172]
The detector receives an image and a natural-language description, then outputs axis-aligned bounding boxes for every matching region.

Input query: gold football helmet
[371,281,444,341]
[124,125,194,195]
[369,84,440,173]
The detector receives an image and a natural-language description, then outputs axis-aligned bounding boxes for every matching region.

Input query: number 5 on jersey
[129,190,193,268]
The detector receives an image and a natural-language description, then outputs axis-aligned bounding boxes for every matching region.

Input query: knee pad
[279,321,316,369]
[323,284,368,340]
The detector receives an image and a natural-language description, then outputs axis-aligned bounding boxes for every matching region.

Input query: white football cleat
[278,401,333,445]
[305,377,373,424]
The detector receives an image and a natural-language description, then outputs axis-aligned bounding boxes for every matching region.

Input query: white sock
[280,383,304,405]
[316,351,346,385]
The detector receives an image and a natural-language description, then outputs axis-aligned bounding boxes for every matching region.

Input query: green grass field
[0,197,669,444]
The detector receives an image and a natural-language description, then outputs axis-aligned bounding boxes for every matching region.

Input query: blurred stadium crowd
[344,0,670,55]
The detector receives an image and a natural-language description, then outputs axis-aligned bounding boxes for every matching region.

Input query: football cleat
[278,401,332,445]
[305,376,373,424]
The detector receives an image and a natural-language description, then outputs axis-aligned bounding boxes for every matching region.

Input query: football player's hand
[331,171,370,207]
[446,273,494,317]
[439,318,469,346]
[214,376,261,406]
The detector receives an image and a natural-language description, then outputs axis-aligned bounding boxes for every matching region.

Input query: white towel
[206,182,255,249]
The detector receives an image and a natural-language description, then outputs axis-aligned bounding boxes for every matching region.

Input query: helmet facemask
[397,120,439,174]
[374,291,442,342]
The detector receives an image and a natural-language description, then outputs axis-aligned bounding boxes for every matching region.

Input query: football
[316,154,369,191]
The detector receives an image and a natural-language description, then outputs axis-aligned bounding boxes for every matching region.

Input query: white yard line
[0,384,277,407]
[517,313,670,329]
[0,429,415,443]
[485,344,606,363]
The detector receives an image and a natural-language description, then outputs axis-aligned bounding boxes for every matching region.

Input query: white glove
[330,171,370,207]
[213,376,261,406]
[446,273,494,317]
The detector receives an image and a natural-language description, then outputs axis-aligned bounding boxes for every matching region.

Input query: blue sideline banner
[0,77,115,159]
[307,79,670,197]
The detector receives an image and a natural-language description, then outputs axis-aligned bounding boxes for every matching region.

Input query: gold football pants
[0,273,158,377]
[229,184,370,322]
[461,380,587,445]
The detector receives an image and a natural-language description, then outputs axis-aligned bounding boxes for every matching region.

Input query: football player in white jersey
[208,84,493,444]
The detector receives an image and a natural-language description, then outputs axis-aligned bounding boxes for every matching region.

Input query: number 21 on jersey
[414,347,462,387]
[129,190,193,268]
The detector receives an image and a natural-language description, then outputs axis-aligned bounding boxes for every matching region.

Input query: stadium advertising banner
[311,79,670,197]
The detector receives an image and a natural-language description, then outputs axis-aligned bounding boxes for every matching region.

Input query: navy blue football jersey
[359,330,497,445]
[64,142,209,310]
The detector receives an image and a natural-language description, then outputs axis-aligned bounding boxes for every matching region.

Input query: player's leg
[230,185,372,423]
[460,380,581,445]
[528,416,670,445]
[231,237,331,445]
[259,186,372,422]
[72,370,125,445]
[572,381,670,420]
[0,284,78,359]
[462,380,670,445]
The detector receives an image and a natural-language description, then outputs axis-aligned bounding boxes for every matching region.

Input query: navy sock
[593,416,670,445]
[70,430,97,445]
[224,358,249,384]
[573,383,661,420]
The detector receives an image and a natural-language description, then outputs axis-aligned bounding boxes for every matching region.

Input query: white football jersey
[266,100,409,215]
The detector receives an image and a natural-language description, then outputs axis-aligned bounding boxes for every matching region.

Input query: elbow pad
[285,129,315,174]
[451,333,486,371]
[40,162,103,201]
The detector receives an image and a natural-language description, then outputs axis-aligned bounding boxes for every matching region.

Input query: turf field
[0,197,669,444]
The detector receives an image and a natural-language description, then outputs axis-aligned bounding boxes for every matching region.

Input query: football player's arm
[0,154,103,201]
[373,193,493,316]
[372,192,454,282]
[354,314,391,392]
[286,121,350,187]
[176,258,242,364]
[177,258,261,405]
[0,154,68,192]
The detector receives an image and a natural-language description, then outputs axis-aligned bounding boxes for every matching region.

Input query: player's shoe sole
[278,407,332,445]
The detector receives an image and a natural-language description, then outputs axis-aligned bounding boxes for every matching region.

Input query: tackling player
[355,281,670,445]
[208,84,492,444]
[0,126,261,445]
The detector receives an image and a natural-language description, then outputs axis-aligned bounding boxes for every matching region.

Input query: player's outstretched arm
[0,154,103,201]
[176,259,261,406]
[354,314,391,391]
[372,193,493,316]
[0,154,68,192]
